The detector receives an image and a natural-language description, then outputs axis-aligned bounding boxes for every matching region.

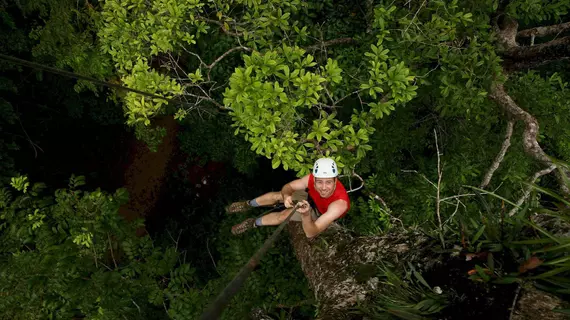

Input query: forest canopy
[1,0,570,319]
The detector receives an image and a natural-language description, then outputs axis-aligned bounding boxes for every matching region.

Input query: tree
[2,0,570,318]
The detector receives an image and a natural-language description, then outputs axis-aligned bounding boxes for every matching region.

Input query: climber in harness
[227,158,350,238]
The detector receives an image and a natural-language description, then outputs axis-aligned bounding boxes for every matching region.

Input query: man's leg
[231,190,307,235]
[257,190,307,225]
[226,191,282,213]
[258,207,295,225]
[251,191,283,206]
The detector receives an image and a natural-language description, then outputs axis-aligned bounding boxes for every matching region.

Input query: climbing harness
[199,203,301,319]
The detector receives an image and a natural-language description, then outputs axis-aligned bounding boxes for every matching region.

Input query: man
[227,158,350,238]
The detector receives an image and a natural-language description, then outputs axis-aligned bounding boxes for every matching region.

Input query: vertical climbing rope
[199,204,301,319]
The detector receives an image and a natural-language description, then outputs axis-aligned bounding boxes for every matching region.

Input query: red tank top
[307,174,350,218]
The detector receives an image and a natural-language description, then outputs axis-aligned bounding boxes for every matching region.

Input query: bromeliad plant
[354,261,449,319]
[449,179,570,292]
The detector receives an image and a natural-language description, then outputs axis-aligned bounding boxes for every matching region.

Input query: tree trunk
[288,222,568,319]
[287,222,436,319]
[511,286,568,320]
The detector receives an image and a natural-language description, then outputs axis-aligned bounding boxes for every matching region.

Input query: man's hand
[297,200,311,216]
[283,194,294,208]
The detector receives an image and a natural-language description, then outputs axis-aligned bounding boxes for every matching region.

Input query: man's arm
[301,199,347,238]
[281,175,309,206]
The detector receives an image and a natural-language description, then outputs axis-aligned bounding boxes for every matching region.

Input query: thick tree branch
[489,84,570,196]
[480,121,515,189]
[518,21,570,38]
[495,16,519,50]
[493,15,570,71]
[305,37,357,52]
[503,36,570,71]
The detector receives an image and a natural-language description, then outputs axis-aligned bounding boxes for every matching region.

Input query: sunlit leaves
[10,175,29,193]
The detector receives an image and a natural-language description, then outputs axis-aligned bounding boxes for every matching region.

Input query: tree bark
[489,84,570,197]
[503,36,570,72]
[287,222,436,319]
[518,21,570,38]
[510,286,568,320]
[288,222,568,319]
[492,13,570,196]
[480,120,514,189]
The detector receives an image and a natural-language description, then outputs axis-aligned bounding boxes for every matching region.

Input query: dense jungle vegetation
[1,0,570,319]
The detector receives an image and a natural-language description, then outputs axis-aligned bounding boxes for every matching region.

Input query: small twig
[108,232,118,269]
[509,283,522,320]
[196,16,243,37]
[304,37,357,51]
[439,194,476,202]
[132,299,142,314]
[434,129,444,245]
[508,164,557,216]
[401,170,438,189]
[16,115,43,158]
[334,89,364,106]
[99,262,113,272]
[346,172,365,193]
[92,246,98,269]
[362,189,405,229]
[206,46,251,69]
[404,0,427,33]
[206,238,221,275]
[183,92,225,109]
[444,198,461,226]
[480,121,514,189]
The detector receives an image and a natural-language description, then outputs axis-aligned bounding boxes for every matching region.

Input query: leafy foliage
[355,262,448,319]
[225,42,416,175]
[0,176,197,319]
[4,0,570,318]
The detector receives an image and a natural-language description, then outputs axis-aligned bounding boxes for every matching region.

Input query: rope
[199,203,300,320]
[0,53,180,104]
[254,204,285,218]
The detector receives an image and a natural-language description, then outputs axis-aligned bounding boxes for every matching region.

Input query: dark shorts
[289,189,320,221]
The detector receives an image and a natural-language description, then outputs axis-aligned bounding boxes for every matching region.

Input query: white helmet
[313,158,338,178]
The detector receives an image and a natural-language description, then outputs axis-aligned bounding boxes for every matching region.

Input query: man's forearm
[301,214,319,238]
[281,183,294,197]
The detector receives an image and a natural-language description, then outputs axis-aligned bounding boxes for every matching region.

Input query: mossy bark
[288,223,436,319]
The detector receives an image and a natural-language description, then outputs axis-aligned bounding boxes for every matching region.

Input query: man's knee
[272,192,284,203]
[278,209,292,222]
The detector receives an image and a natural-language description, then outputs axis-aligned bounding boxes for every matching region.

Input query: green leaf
[544,256,570,266]
[471,225,486,244]
[530,266,570,279]
[510,239,555,245]
[272,158,281,169]
[493,277,519,284]
[534,242,570,253]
